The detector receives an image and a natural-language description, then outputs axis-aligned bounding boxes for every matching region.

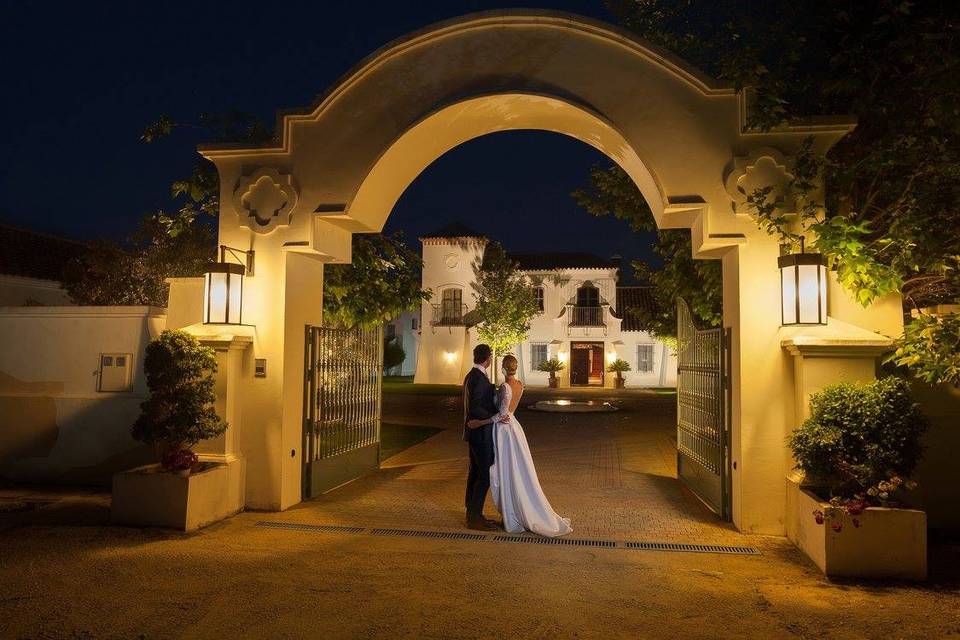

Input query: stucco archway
[184,11,899,535]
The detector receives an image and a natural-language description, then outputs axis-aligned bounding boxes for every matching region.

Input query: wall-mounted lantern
[203,245,254,325]
[779,237,827,326]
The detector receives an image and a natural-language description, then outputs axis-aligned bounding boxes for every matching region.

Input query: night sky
[1,1,658,278]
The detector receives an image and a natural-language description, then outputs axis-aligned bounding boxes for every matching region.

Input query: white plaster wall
[0,276,72,307]
[0,306,165,484]
[385,310,420,376]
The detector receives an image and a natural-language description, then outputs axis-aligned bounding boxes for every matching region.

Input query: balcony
[568,306,604,327]
[432,303,469,326]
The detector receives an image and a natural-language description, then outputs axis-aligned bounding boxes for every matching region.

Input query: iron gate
[303,324,382,498]
[676,299,731,519]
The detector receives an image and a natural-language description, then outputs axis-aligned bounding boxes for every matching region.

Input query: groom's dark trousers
[463,367,498,522]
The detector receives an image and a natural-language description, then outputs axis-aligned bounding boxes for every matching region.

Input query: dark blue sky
[0,1,658,275]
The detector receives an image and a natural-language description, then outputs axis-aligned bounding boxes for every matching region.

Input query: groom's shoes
[484,518,503,528]
[466,517,497,531]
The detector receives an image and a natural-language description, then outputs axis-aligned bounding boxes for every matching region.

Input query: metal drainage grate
[625,541,760,556]
[256,521,367,534]
[371,528,488,542]
[493,535,616,549]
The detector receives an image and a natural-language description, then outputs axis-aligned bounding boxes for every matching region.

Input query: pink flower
[162,448,198,471]
[830,521,843,533]
[852,518,861,528]
[813,510,825,525]
[846,500,866,516]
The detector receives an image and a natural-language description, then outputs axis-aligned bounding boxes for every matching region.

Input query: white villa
[412,224,677,388]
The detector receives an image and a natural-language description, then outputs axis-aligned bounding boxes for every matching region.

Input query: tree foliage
[472,243,540,377]
[142,110,273,237]
[132,330,227,449]
[604,0,960,310]
[322,233,430,329]
[572,167,722,339]
[887,312,960,386]
[62,214,215,307]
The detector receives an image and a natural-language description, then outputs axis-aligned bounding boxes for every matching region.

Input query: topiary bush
[788,377,928,530]
[132,330,227,467]
[383,336,406,373]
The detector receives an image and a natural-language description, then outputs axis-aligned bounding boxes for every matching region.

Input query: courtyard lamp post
[203,245,254,325]
[778,237,827,326]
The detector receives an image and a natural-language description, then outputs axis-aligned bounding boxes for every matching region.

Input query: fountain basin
[528,399,618,413]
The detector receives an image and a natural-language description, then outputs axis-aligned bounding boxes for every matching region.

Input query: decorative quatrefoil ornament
[232,168,299,233]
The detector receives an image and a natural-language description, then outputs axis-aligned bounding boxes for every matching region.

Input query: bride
[488,354,571,537]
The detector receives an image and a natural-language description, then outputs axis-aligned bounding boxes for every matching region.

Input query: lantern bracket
[220,245,255,276]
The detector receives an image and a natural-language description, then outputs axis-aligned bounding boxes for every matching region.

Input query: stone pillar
[781,325,893,428]
[193,334,253,463]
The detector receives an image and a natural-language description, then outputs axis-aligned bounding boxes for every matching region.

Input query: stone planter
[785,475,927,580]
[548,376,559,389]
[112,457,245,531]
[613,377,626,389]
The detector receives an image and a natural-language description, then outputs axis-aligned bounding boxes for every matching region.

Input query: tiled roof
[0,224,86,281]
[419,223,487,241]
[508,252,614,271]
[615,286,656,332]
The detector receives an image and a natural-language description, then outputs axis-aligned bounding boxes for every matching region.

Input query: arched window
[439,287,464,325]
[576,284,599,307]
[533,287,544,312]
[572,284,602,326]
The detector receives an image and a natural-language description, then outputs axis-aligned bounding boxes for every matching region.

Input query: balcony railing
[432,303,468,326]
[568,306,604,327]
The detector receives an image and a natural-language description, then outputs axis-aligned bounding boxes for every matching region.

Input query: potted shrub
[786,376,929,579]
[538,357,565,388]
[131,330,227,477]
[607,358,630,389]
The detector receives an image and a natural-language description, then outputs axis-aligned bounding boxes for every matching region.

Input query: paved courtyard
[1,387,958,639]
[283,387,743,545]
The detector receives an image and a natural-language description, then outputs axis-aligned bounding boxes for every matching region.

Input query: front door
[570,342,604,386]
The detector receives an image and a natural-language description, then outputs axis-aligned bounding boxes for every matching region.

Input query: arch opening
[346,93,667,235]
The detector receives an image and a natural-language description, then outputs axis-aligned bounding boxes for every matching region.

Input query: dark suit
[463,366,498,521]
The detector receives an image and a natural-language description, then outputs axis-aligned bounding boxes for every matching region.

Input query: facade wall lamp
[779,237,827,326]
[203,245,254,325]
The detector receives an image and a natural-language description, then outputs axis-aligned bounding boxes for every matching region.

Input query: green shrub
[132,330,227,450]
[537,357,565,375]
[789,377,927,500]
[383,336,406,372]
[607,359,631,376]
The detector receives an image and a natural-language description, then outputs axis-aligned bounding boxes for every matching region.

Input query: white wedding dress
[490,382,572,537]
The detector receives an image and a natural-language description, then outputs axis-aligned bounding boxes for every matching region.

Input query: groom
[462,343,508,531]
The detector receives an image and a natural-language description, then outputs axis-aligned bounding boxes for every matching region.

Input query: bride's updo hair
[502,354,518,376]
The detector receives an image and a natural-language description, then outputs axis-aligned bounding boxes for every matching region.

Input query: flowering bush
[789,377,928,532]
[161,448,199,472]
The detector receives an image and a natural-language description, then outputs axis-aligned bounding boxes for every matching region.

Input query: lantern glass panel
[227,270,243,324]
[202,272,211,323]
[819,264,828,322]
[781,264,797,325]
[797,264,822,324]
[206,271,229,323]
